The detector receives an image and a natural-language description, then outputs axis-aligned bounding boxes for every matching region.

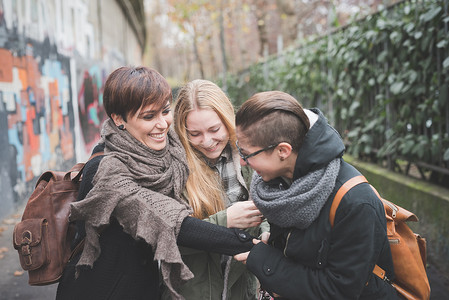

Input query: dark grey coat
[246,109,398,299]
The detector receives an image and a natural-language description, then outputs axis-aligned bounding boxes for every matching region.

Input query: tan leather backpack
[330,175,430,300]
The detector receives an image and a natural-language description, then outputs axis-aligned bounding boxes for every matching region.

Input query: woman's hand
[234,239,261,264]
[260,231,270,244]
[227,201,264,229]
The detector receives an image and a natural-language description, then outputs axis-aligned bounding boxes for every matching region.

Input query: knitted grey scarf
[251,158,341,229]
[70,119,193,299]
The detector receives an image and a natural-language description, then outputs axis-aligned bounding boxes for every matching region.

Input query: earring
[280,156,285,161]
[118,124,125,130]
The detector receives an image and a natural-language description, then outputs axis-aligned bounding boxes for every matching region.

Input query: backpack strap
[71,151,105,182]
[329,175,388,283]
[329,175,368,227]
[69,151,105,259]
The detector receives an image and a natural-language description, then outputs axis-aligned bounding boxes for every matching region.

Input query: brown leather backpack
[13,153,102,285]
[330,175,430,300]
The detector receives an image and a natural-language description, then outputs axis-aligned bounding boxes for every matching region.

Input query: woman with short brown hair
[234,91,398,299]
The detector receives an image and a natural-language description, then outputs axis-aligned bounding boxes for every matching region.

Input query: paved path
[1,207,448,299]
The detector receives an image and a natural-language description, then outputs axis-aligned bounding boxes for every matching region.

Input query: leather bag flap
[13,218,47,248]
[13,218,49,271]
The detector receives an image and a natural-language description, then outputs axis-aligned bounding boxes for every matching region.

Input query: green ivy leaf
[444,149,449,161]
[420,6,442,23]
[390,31,402,44]
[348,101,360,117]
[404,23,415,33]
[400,140,415,155]
[400,105,411,118]
[443,57,449,69]
[347,128,360,139]
[390,81,404,95]
[437,40,448,48]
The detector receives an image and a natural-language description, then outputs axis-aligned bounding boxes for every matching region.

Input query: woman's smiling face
[123,101,173,151]
[186,108,229,163]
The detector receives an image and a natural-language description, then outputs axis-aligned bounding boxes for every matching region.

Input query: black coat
[56,144,254,300]
[246,109,398,299]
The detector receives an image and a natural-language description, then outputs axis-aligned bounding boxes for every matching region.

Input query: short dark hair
[103,66,172,121]
[235,91,310,153]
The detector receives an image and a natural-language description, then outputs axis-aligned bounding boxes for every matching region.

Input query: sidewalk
[0,206,57,300]
[1,206,448,299]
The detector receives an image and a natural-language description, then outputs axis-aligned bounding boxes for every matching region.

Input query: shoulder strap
[329,175,368,227]
[69,151,105,259]
[71,151,105,182]
[329,175,388,282]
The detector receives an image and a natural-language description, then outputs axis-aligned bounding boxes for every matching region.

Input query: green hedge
[222,0,449,186]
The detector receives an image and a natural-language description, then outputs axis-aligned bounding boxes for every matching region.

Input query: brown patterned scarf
[70,119,193,299]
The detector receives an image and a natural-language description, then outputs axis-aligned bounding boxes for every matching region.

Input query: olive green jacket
[161,150,269,300]
[161,212,268,300]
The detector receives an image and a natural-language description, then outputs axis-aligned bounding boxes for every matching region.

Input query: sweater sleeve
[177,216,254,255]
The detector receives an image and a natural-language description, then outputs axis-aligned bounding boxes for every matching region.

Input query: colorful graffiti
[77,66,107,154]
[0,44,75,185]
[0,0,132,221]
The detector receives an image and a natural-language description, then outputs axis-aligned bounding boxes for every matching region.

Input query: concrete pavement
[0,207,57,300]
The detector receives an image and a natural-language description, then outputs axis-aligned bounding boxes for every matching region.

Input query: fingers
[260,232,270,243]
[234,251,249,263]
[227,201,265,228]
[236,215,264,229]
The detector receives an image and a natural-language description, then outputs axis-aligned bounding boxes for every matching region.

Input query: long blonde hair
[174,80,237,219]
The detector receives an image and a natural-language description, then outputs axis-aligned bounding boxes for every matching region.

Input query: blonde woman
[168,79,269,300]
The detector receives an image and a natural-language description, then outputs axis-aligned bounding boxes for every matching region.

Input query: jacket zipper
[283,229,293,256]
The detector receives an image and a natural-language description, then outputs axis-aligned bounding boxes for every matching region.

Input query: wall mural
[0,1,117,218]
[77,66,107,154]
[0,41,109,211]
[0,41,74,192]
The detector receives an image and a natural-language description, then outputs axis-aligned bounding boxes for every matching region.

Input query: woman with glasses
[233,91,398,299]
[170,79,269,300]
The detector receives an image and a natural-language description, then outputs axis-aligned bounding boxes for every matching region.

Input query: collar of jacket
[293,108,345,180]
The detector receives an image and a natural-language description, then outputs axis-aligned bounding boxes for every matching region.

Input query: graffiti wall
[0,0,143,219]
[0,32,74,209]
[74,65,108,158]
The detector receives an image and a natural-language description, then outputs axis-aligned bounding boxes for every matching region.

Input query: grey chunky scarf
[70,119,193,299]
[251,158,341,229]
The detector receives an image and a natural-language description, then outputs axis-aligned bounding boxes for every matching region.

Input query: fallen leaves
[2,219,17,225]
[0,247,8,260]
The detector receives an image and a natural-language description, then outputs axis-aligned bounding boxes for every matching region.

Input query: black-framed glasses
[235,141,280,164]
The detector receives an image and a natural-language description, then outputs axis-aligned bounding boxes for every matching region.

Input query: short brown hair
[235,91,310,153]
[103,66,172,121]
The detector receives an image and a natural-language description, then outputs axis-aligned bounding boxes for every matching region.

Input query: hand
[234,239,261,264]
[227,201,264,229]
[260,231,270,244]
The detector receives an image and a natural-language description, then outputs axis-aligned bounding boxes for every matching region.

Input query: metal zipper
[283,229,293,256]
[383,200,398,218]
